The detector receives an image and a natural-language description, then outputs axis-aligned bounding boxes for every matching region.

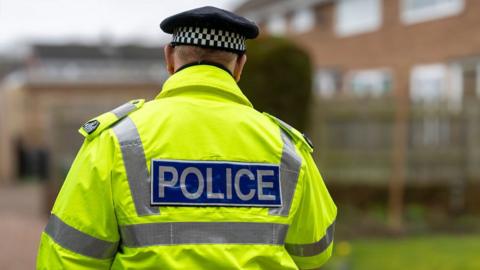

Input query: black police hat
[160,6,259,53]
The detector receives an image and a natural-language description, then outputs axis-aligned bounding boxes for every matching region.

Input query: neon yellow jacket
[37,65,337,270]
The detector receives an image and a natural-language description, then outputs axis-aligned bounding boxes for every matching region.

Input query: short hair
[174,45,238,67]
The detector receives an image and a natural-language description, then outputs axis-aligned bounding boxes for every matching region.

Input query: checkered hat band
[172,27,246,52]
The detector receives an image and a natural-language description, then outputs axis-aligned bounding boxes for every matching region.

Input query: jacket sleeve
[285,149,337,270]
[36,131,120,269]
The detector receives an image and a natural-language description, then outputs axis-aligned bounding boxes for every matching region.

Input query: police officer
[37,6,336,270]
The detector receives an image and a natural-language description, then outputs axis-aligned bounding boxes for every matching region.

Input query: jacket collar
[156,64,253,107]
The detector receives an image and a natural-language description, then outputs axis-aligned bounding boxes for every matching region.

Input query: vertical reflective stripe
[269,130,302,216]
[285,221,336,257]
[111,102,137,119]
[112,117,159,216]
[44,214,119,259]
[120,222,289,247]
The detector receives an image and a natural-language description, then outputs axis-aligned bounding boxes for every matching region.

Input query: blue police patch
[151,159,282,207]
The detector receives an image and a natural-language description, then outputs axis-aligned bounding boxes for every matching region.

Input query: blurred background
[1,0,480,269]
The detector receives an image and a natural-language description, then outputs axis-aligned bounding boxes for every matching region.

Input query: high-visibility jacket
[37,64,337,270]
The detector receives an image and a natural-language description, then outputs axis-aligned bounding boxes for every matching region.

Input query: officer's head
[160,6,259,82]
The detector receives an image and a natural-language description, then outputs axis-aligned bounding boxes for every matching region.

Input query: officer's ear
[233,54,247,82]
[164,44,176,75]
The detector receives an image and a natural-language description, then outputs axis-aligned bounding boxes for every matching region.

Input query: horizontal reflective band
[120,222,289,247]
[285,221,335,257]
[44,214,119,259]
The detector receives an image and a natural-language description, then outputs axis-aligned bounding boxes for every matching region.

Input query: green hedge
[239,37,312,131]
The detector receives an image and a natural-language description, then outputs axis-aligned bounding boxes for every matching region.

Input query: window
[449,63,463,109]
[410,64,448,102]
[335,0,382,37]
[314,69,341,98]
[410,117,451,147]
[409,63,467,147]
[411,63,466,110]
[267,15,287,36]
[347,69,392,97]
[409,64,454,147]
[291,7,316,34]
[401,0,464,24]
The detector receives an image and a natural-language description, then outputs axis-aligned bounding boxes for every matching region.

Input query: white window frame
[334,0,382,37]
[410,63,449,103]
[346,68,392,98]
[314,69,340,98]
[448,63,463,111]
[291,7,316,34]
[266,15,287,36]
[401,0,465,25]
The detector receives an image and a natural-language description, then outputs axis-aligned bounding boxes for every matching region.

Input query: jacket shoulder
[263,112,313,153]
[78,99,145,140]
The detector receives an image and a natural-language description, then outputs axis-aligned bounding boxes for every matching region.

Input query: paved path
[0,183,47,270]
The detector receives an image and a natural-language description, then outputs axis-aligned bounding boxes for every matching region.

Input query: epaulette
[263,112,314,153]
[79,99,145,140]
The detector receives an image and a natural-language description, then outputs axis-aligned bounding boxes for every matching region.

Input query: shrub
[239,37,312,131]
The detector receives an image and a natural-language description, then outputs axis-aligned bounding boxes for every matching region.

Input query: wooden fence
[310,98,480,187]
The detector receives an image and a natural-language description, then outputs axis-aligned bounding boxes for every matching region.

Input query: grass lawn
[323,234,480,270]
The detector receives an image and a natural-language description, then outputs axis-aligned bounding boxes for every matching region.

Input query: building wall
[287,0,480,97]
[21,84,159,147]
[0,85,27,185]
[0,83,161,183]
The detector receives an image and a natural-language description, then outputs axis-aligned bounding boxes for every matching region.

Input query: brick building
[0,45,166,185]
[236,0,480,104]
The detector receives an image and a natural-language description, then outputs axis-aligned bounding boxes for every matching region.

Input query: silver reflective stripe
[269,130,302,216]
[120,222,289,247]
[113,117,159,216]
[285,221,335,257]
[111,102,137,119]
[275,117,296,133]
[44,214,118,259]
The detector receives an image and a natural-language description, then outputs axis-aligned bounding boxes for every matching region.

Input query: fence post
[388,87,409,232]
[463,99,480,211]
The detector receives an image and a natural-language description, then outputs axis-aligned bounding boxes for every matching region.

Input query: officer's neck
[175,61,234,77]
